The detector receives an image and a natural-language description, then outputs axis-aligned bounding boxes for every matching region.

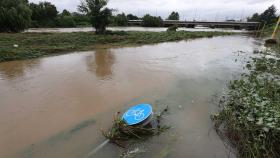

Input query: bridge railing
[128,20,260,30]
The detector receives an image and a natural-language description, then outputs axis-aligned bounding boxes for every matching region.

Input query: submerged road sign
[122,104,153,126]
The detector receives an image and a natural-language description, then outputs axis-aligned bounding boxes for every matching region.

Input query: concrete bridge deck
[128,20,260,30]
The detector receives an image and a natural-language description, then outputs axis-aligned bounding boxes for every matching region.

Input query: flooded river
[0,35,260,158]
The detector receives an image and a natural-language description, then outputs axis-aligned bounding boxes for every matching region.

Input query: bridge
[128,20,260,30]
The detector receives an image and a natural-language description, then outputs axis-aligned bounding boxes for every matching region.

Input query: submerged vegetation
[212,48,280,157]
[103,107,170,148]
[0,31,231,62]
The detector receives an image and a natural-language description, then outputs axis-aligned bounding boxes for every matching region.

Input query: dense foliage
[167,11,179,20]
[0,0,183,30]
[72,12,91,26]
[57,15,76,27]
[141,14,163,27]
[248,5,278,26]
[29,2,58,27]
[78,0,112,34]
[112,13,128,26]
[127,14,139,20]
[0,0,31,32]
[4,1,89,28]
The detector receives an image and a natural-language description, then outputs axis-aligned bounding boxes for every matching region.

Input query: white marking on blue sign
[122,104,152,126]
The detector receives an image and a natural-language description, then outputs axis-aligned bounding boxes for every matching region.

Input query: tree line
[247,5,278,27]
[0,0,180,33]
[1,0,278,34]
[0,0,91,32]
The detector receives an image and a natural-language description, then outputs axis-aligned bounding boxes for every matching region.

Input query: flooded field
[0,35,261,158]
[27,26,247,33]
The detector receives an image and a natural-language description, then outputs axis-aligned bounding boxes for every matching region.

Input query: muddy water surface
[0,35,260,158]
[26,26,247,33]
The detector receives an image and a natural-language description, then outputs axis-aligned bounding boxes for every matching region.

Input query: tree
[260,5,277,25]
[141,14,163,27]
[0,0,31,32]
[167,11,179,20]
[61,9,71,16]
[113,13,128,26]
[72,12,91,26]
[29,2,58,27]
[57,9,76,27]
[247,5,278,26]
[78,0,112,34]
[127,14,139,20]
[247,13,260,22]
[57,16,76,27]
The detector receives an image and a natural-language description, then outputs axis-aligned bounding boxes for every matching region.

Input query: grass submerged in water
[0,31,232,62]
[212,49,280,158]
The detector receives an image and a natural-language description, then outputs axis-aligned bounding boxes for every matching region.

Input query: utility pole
[156,9,157,16]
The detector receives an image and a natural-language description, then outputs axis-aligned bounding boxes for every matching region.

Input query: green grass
[212,49,280,158]
[0,31,231,62]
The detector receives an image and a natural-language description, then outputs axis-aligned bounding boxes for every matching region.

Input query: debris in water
[265,38,277,44]
[120,147,146,158]
[102,104,170,148]
[87,139,110,157]
[178,105,182,109]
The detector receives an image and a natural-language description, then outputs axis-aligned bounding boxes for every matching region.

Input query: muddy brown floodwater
[0,35,261,158]
[26,26,247,33]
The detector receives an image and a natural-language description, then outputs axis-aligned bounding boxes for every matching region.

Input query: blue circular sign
[122,104,153,126]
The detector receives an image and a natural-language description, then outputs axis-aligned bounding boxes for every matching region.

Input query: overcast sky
[29,0,279,21]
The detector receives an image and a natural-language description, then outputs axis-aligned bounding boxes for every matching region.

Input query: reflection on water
[85,49,115,80]
[0,60,40,80]
[0,35,261,158]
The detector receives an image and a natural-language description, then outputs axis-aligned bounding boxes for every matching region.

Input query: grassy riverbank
[0,31,231,62]
[262,25,280,48]
[212,48,280,157]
